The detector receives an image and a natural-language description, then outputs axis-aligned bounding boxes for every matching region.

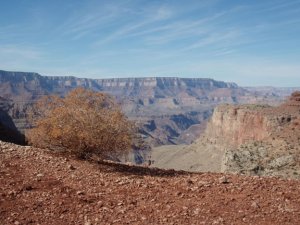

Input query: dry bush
[26,88,134,159]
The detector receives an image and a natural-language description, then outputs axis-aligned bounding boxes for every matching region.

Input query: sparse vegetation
[26,88,135,159]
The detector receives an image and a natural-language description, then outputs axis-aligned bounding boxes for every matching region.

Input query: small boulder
[219,176,229,184]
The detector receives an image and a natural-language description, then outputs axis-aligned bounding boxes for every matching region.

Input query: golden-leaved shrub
[26,88,134,159]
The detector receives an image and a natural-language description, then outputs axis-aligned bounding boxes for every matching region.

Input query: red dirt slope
[1,141,300,225]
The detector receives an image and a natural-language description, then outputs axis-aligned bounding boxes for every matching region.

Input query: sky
[0,0,300,86]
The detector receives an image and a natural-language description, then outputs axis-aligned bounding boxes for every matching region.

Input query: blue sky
[0,0,300,86]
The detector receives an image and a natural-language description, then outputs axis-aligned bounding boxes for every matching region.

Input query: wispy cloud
[183,30,241,51]
[213,48,236,56]
[92,3,247,52]
[252,0,300,13]
[0,24,32,43]
[0,45,42,60]
[55,1,174,42]
[0,44,45,73]
[93,5,175,46]
[141,13,225,45]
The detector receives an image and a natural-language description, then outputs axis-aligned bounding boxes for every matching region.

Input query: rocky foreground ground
[1,141,300,225]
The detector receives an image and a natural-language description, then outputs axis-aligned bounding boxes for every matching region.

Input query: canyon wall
[0,69,297,147]
[0,97,24,144]
[151,92,300,179]
[0,70,249,145]
[204,104,272,146]
[222,92,300,178]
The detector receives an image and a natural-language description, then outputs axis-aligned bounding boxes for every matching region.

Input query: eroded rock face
[0,70,248,146]
[205,104,273,146]
[0,69,298,146]
[152,92,300,179]
[222,141,300,178]
[218,93,300,179]
[202,92,300,145]
[0,97,24,144]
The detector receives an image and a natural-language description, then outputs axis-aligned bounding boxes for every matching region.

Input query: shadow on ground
[97,160,189,177]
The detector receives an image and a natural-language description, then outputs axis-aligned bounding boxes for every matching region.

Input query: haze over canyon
[0,69,298,147]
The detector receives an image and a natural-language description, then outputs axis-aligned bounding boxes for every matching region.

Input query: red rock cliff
[204,104,274,146]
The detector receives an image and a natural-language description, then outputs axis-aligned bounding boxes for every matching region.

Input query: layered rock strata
[152,92,300,179]
[0,70,247,145]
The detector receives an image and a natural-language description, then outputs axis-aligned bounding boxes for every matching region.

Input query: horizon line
[0,69,299,88]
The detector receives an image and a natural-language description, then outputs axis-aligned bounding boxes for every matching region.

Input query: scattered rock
[23,185,33,191]
[251,201,259,209]
[186,179,193,185]
[76,191,85,195]
[68,164,76,170]
[1,140,300,225]
[219,176,229,184]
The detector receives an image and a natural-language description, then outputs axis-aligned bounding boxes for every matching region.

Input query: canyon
[1,69,299,178]
[0,69,297,147]
[1,70,300,224]
[152,92,300,179]
[0,70,242,146]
